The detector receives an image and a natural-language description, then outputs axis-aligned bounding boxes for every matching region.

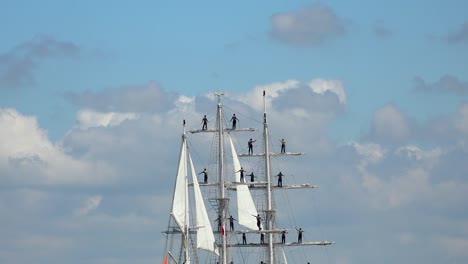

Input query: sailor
[214,216,221,231]
[260,233,265,244]
[247,172,255,187]
[228,215,236,231]
[242,232,247,244]
[236,167,245,183]
[201,115,208,130]
[248,138,256,155]
[280,138,286,153]
[230,114,239,129]
[295,227,304,243]
[281,230,286,244]
[199,168,208,183]
[276,171,284,187]
[253,214,262,230]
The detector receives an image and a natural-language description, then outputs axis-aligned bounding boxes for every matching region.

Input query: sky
[1,0,468,263]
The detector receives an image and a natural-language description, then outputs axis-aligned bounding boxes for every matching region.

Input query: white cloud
[369,104,411,143]
[236,79,300,112]
[309,78,346,104]
[395,145,443,161]
[76,109,139,129]
[0,108,115,185]
[350,142,386,164]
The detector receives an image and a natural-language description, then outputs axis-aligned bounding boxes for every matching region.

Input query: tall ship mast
[162,91,334,264]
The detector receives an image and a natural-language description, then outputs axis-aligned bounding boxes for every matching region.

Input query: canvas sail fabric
[189,153,219,255]
[229,136,259,230]
[171,137,189,231]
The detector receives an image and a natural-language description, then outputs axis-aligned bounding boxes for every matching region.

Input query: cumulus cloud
[0,108,114,185]
[367,104,411,144]
[309,78,346,104]
[0,35,80,88]
[446,21,468,44]
[414,75,468,96]
[270,4,346,46]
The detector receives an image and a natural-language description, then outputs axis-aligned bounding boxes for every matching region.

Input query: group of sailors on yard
[201,114,286,153]
[214,214,305,245]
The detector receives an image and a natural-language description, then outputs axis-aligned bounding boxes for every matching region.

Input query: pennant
[221,225,225,236]
[163,255,168,264]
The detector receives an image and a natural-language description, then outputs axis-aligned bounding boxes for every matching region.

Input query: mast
[263,91,275,264]
[215,93,228,264]
[183,120,190,264]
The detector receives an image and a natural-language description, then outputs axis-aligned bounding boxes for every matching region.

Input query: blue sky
[1,1,468,264]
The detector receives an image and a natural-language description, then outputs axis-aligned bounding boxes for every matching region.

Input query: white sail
[229,136,259,230]
[189,153,219,255]
[171,137,188,231]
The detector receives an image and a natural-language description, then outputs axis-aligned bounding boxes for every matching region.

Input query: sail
[189,153,219,255]
[171,137,188,230]
[229,136,259,230]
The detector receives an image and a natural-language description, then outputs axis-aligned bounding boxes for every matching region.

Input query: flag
[221,225,225,236]
[163,255,168,264]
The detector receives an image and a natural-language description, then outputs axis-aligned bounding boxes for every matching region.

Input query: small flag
[163,255,168,264]
[221,225,225,236]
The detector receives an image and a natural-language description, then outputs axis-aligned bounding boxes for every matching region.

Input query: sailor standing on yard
[201,115,208,130]
[295,227,304,243]
[236,167,246,183]
[247,172,255,187]
[281,230,286,244]
[228,215,237,231]
[230,114,239,129]
[280,138,286,153]
[253,214,262,230]
[199,168,208,183]
[242,233,247,244]
[248,138,256,155]
[276,171,284,187]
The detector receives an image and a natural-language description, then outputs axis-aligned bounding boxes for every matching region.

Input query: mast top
[214,93,224,105]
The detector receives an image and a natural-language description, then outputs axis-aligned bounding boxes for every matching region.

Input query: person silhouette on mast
[199,168,208,183]
[276,171,284,187]
[280,138,286,153]
[236,167,246,183]
[248,138,256,155]
[230,114,238,129]
[228,215,237,231]
[295,227,304,243]
[201,115,208,130]
[253,214,262,230]
[247,171,255,187]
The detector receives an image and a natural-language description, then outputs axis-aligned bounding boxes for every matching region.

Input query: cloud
[0,35,80,88]
[309,78,346,104]
[65,82,177,113]
[414,75,468,96]
[74,196,103,216]
[446,21,468,44]
[270,4,346,46]
[373,20,392,38]
[367,104,412,144]
[0,108,115,185]
[76,109,139,129]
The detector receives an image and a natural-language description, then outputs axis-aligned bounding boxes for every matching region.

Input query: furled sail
[171,137,188,231]
[189,153,219,255]
[229,136,259,230]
